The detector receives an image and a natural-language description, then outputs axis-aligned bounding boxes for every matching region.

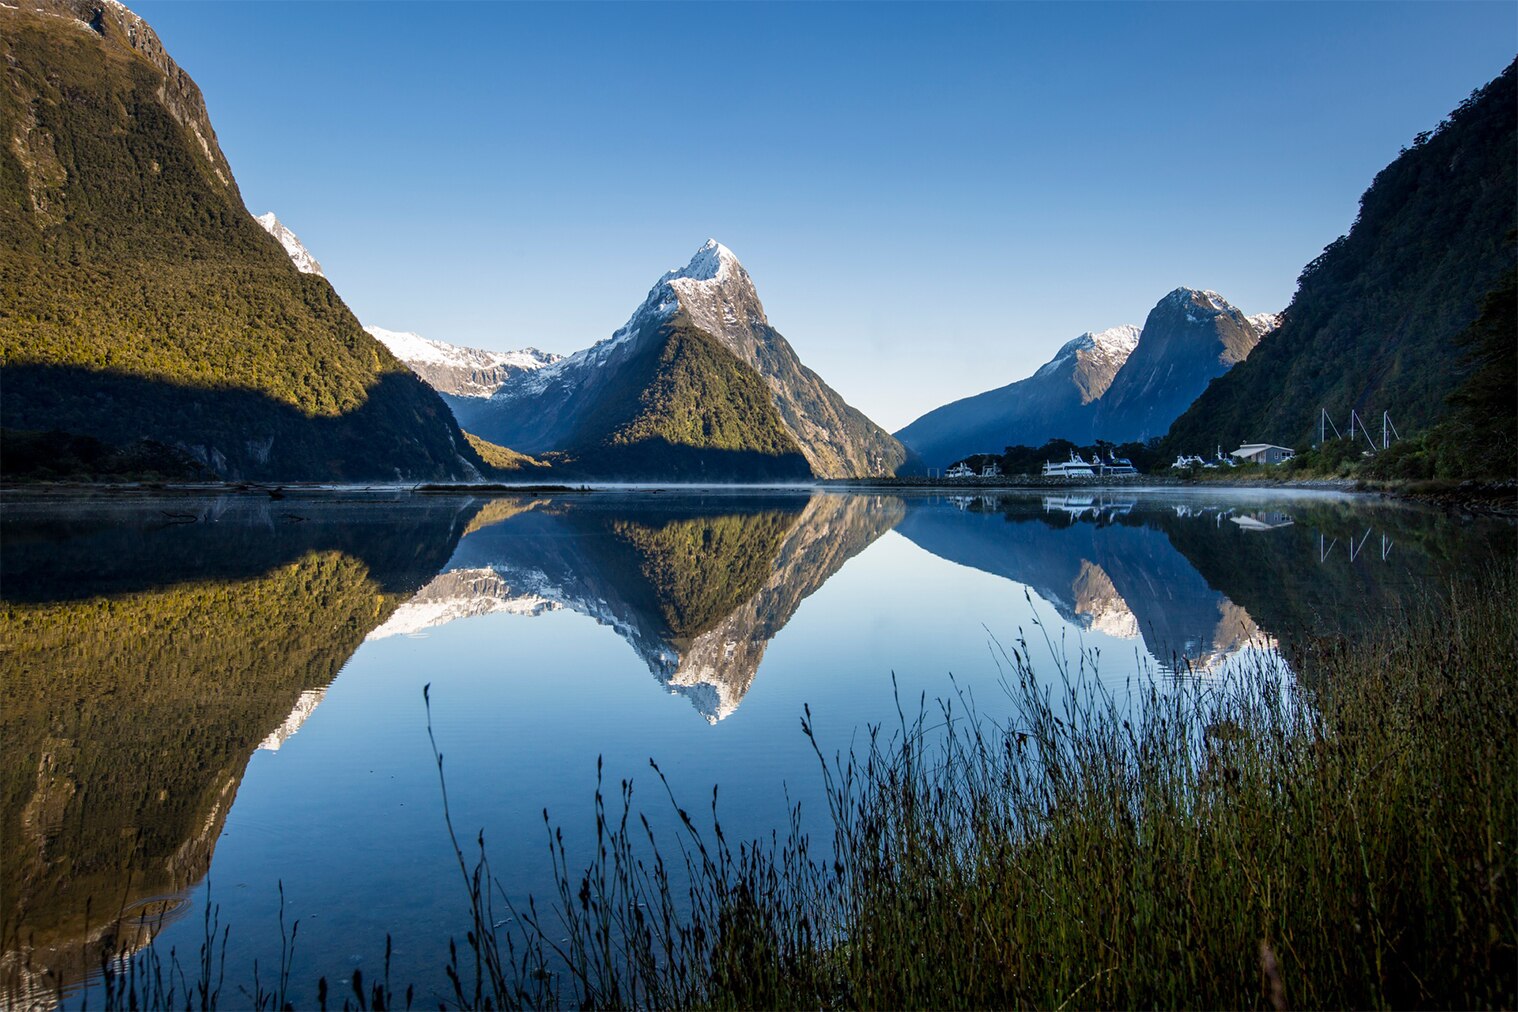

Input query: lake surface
[3,487,1512,1008]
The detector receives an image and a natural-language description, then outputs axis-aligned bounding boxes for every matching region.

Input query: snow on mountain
[366,326,561,399]
[366,568,561,640]
[477,239,906,477]
[1034,324,1142,400]
[254,212,323,276]
[507,238,752,400]
[1247,312,1282,337]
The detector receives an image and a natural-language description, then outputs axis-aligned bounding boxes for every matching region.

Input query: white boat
[1043,494,1096,518]
[1042,451,1095,477]
[945,462,976,478]
[1095,452,1138,476]
[1170,454,1208,470]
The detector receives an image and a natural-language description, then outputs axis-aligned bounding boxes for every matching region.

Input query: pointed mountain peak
[663,238,740,283]
[596,239,765,354]
[254,211,324,277]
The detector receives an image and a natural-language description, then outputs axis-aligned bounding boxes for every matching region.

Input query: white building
[1231,443,1296,465]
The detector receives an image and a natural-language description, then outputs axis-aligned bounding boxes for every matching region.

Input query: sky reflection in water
[2,488,1507,1007]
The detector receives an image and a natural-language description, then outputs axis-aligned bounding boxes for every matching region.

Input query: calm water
[3,487,1512,1007]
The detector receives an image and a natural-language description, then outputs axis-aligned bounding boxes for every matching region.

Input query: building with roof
[1231,443,1296,465]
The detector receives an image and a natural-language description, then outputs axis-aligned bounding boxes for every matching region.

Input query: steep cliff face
[0,1,481,481]
[472,241,907,478]
[53,0,238,192]
[1092,289,1264,443]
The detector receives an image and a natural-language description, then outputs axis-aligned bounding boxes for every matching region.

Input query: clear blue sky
[134,1,1515,430]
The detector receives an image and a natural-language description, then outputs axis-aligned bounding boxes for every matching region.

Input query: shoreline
[1,475,1512,516]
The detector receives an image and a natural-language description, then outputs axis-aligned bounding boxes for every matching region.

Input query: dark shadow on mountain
[0,363,478,483]
[550,437,812,482]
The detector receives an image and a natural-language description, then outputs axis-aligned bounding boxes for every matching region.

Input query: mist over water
[3,488,1508,1007]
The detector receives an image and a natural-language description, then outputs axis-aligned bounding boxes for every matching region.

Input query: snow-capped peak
[1088,323,1142,358]
[1198,289,1238,313]
[366,326,561,399]
[660,238,737,285]
[366,326,557,372]
[495,239,764,401]
[254,211,324,277]
[1246,312,1282,337]
[1037,324,1141,378]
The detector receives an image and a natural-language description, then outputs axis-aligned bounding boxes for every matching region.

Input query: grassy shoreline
[51,566,1518,1009]
[431,567,1514,1010]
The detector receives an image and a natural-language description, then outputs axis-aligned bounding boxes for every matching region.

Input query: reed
[443,567,1515,1009]
[77,567,1516,1009]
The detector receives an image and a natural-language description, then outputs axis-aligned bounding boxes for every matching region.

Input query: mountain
[468,240,908,479]
[894,324,1140,468]
[895,286,1269,467]
[1246,312,1281,338]
[1163,60,1517,454]
[365,326,561,401]
[1091,288,1265,443]
[254,212,323,276]
[0,0,481,482]
[251,214,562,420]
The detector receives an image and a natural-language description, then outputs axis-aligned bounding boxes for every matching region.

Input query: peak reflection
[375,492,905,721]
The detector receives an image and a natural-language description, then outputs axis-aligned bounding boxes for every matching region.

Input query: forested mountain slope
[0,1,480,481]
[1163,60,1517,453]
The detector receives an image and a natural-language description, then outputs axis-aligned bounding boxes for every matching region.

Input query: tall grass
[69,568,1516,1009]
[439,568,1516,1009]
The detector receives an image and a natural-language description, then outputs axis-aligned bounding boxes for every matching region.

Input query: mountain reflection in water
[2,488,1508,1006]
[371,493,903,721]
[1,495,474,1005]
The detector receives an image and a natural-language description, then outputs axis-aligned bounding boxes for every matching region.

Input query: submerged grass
[71,567,1515,1009]
[439,567,1515,1010]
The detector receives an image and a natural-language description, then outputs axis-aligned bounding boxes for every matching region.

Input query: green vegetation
[433,568,1515,1009]
[607,320,807,459]
[610,510,800,640]
[1164,60,1516,458]
[553,316,812,480]
[464,431,549,473]
[1,552,405,985]
[1274,267,1517,484]
[0,7,478,481]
